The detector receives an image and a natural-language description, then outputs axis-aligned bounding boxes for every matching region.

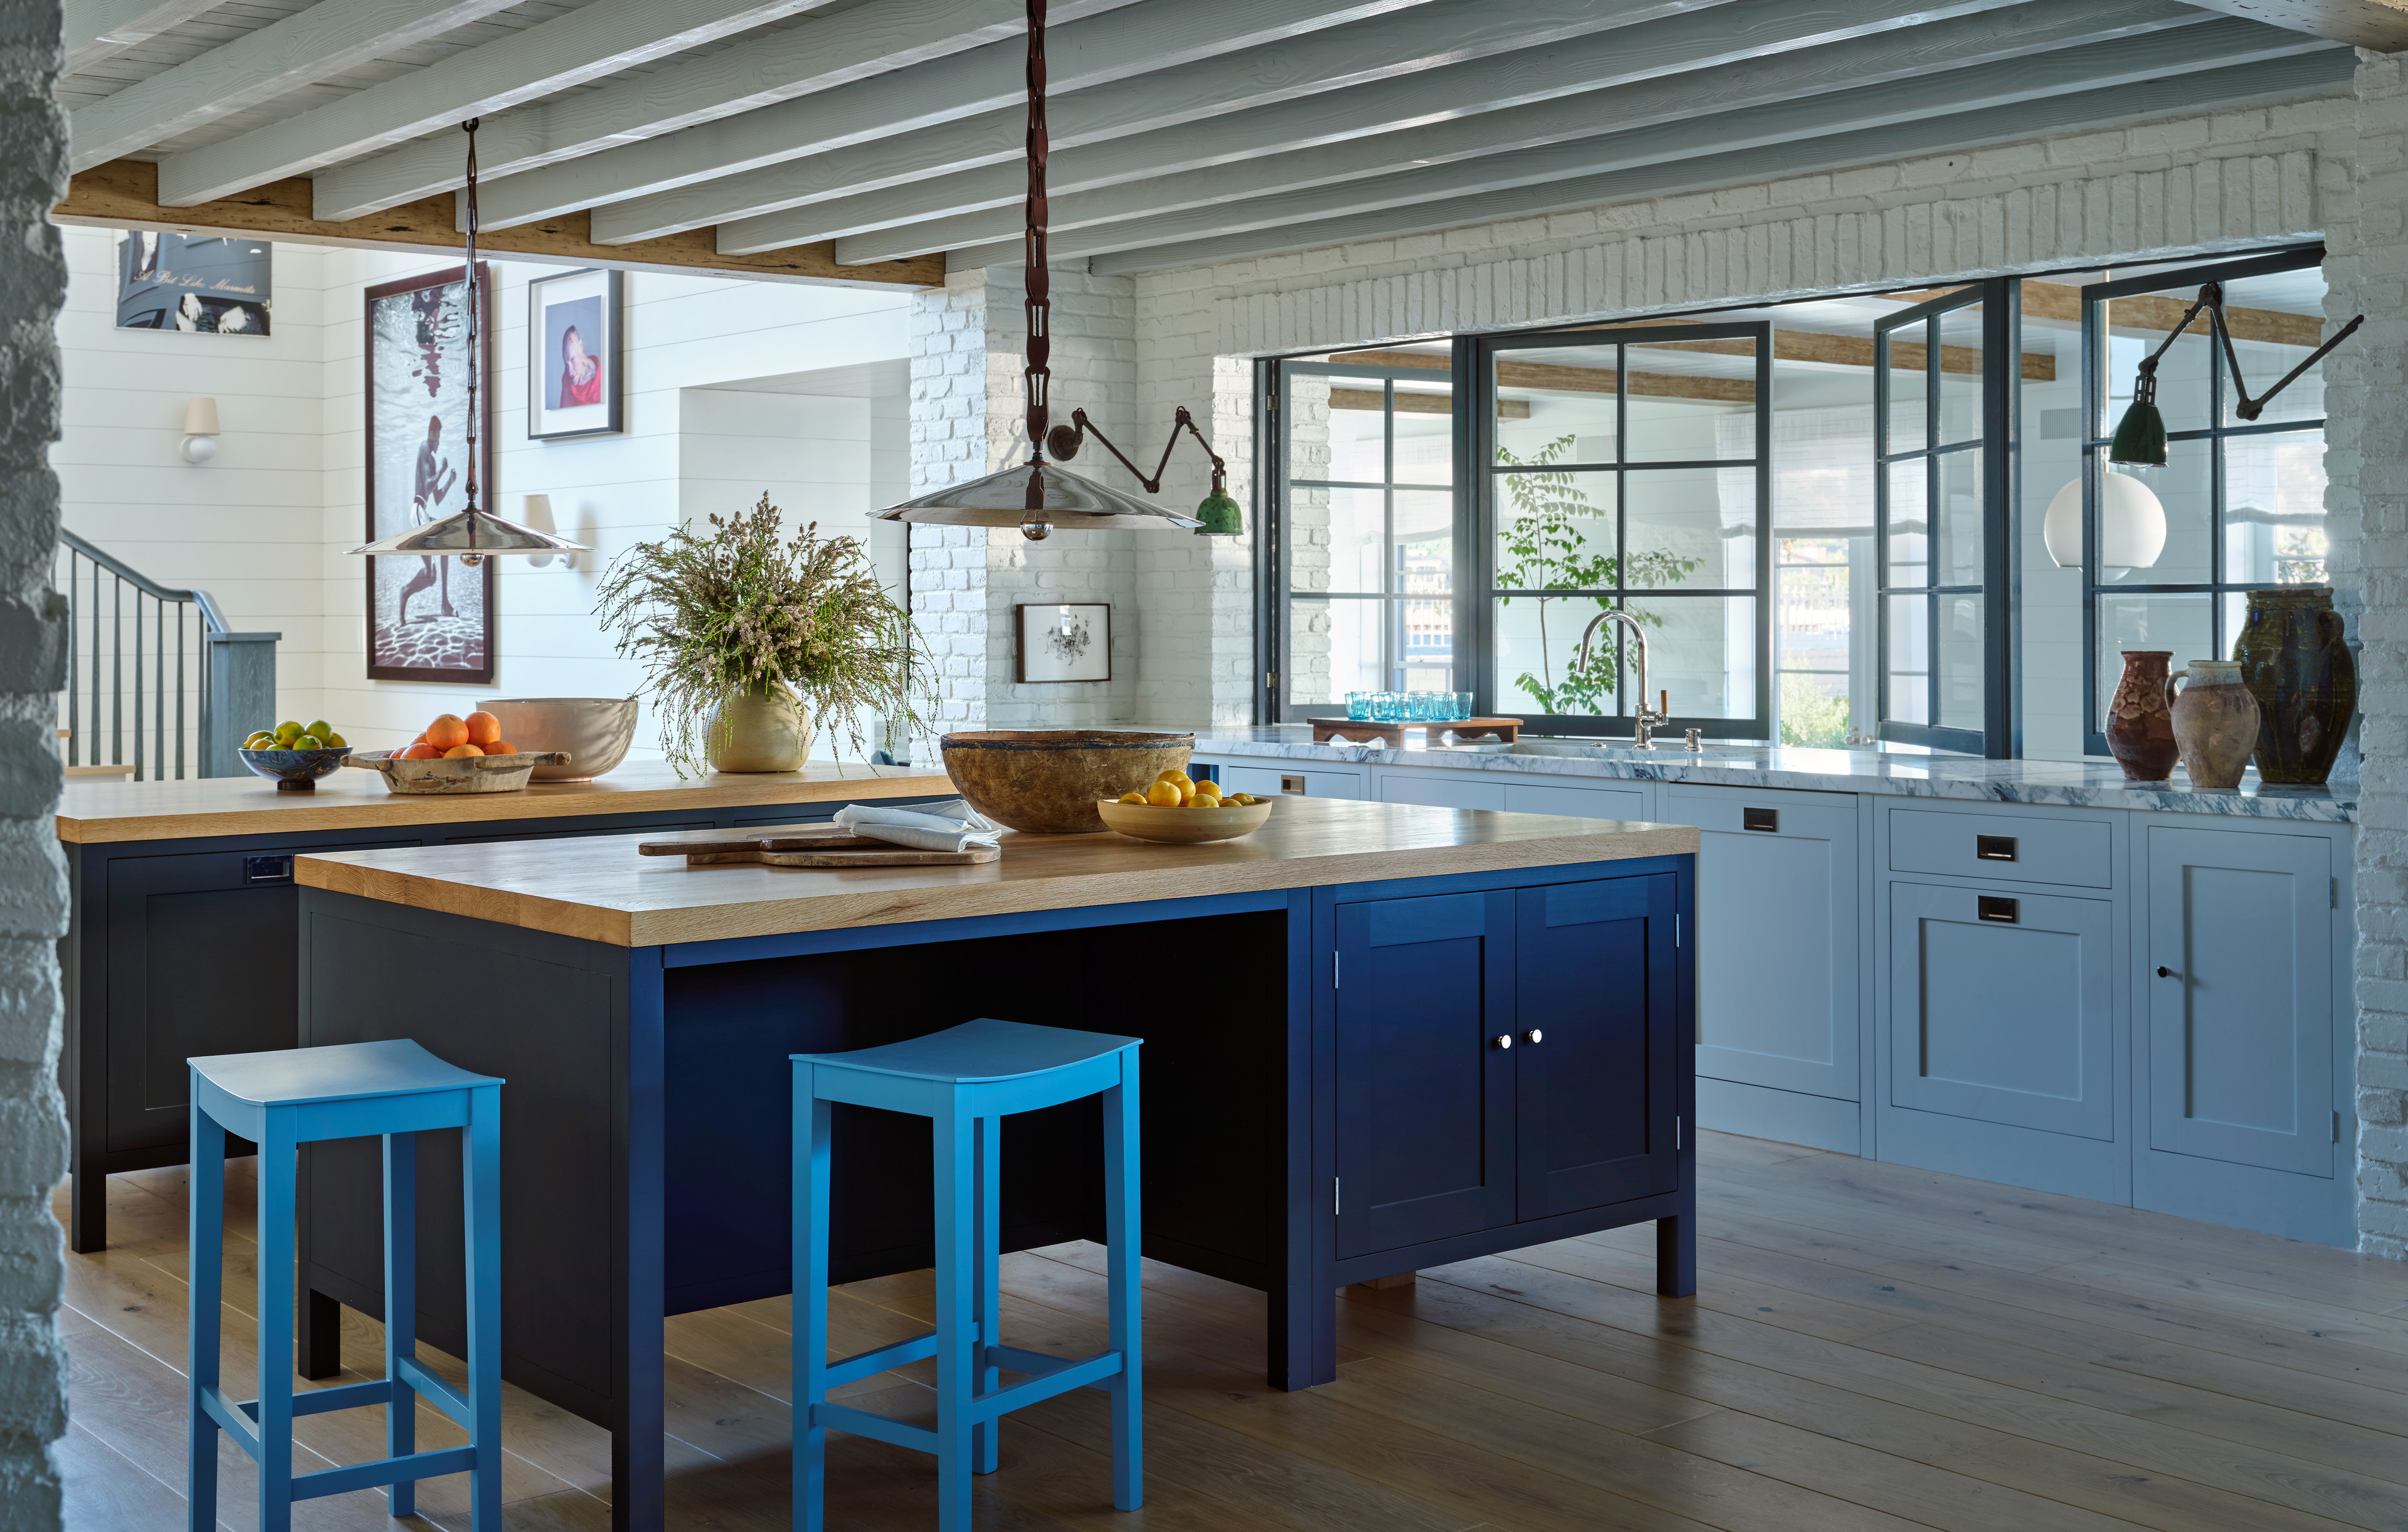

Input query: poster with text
[118,233,271,334]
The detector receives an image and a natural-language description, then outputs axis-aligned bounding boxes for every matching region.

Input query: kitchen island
[290,798,1698,1531]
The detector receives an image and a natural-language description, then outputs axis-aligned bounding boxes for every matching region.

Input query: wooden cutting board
[637,828,1000,867]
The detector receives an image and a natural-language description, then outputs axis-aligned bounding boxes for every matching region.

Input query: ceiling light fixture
[871,0,1230,540]
[2108,280,2363,466]
[349,120,588,566]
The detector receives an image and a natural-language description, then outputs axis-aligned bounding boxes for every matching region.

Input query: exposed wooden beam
[1330,387,1529,418]
[51,159,943,288]
[1074,49,2352,275]
[67,0,520,172]
[2177,0,2408,50]
[2019,279,2327,346]
[1336,349,1758,403]
[724,0,1995,256]
[63,0,224,74]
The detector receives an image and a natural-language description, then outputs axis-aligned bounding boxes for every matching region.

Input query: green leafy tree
[1496,435,1703,714]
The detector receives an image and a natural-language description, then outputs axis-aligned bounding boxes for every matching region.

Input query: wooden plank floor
[56,1130,2408,1531]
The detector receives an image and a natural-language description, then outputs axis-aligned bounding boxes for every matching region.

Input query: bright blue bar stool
[791,1018,1142,1532]
[186,1039,504,1532]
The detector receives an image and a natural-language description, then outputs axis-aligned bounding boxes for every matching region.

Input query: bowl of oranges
[1094,769,1274,845]
[346,711,569,795]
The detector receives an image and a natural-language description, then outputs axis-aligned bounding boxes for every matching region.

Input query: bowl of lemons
[237,720,352,791]
[1095,769,1275,845]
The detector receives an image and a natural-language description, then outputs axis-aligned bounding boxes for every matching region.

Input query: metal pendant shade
[351,505,588,557]
[874,460,1201,531]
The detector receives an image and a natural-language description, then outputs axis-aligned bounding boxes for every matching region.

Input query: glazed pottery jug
[2232,586,2356,786]
[2105,650,2180,781]
[2169,659,2259,790]
[705,684,810,773]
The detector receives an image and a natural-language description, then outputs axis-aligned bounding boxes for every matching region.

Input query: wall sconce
[519,494,578,569]
[179,397,219,463]
[2042,469,2167,580]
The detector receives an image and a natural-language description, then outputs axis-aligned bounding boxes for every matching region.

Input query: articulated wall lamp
[2109,281,2363,465]
[1047,406,1244,535]
[870,0,1228,541]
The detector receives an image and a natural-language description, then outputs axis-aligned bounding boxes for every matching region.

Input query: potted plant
[596,494,928,774]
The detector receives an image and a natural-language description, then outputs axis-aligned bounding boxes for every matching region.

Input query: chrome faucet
[1575,608,1667,748]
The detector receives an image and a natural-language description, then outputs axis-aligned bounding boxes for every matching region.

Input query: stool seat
[190,1038,500,1106]
[793,1017,1139,1082]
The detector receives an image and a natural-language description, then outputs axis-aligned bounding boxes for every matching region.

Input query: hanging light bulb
[2042,470,2167,579]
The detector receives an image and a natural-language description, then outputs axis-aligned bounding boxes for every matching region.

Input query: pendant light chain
[1022,0,1049,462]
[462,117,483,515]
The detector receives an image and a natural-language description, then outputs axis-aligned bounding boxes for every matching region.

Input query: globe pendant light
[2042,470,2167,579]
[2106,280,2362,467]
[871,0,1228,539]
[349,120,588,565]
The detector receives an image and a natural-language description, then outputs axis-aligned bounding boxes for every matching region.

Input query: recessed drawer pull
[244,855,294,884]
[1742,806,1780,832]
[1976,835,2018,861]
[1978,895,2019,924]
[1281,774,1307,795]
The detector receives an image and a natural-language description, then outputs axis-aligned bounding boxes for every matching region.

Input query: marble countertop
[1178,726,2357,824]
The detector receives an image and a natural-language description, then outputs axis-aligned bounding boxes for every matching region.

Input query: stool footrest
[201,1387,263,1454]
[969,1350,1124,1425]
[293,1445,477,1501]
[813,1402,937,1454]
[824,1332,940,1390]
[396,1356,473,1429]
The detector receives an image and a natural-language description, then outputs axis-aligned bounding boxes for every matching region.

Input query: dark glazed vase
[2232,586,2357,786]
[2105,650,2180,781]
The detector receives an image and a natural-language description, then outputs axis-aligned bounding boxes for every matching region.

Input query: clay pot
[2232,586,2356,786]
[2105,650,2179,781]
[705,685,811,773]
[2169,660,2259,791]
[941,730,1195,833]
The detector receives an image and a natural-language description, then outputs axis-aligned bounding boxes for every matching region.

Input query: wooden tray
[637,828,1000,867]
[1307,716,1523,746]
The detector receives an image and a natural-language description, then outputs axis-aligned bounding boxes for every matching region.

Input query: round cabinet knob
[1492,1034,1513,1050]
[2156,966,2177,978]
[1523,1029,1545,1045]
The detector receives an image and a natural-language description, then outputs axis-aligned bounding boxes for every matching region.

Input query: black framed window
[2078,248,2331,756]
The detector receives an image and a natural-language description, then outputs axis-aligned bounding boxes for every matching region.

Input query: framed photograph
[117,231,270,334]
[527,267,623,440]
[364,264,495,684]
[1015,603,1112,683]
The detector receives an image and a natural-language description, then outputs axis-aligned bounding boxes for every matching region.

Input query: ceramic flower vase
[2232,586,2355,786]
[2169,659,2259,790]
[2105,650,2180,781]
[705,684,810,773]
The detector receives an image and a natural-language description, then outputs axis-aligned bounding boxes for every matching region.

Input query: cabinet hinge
[1266,670,1279,690]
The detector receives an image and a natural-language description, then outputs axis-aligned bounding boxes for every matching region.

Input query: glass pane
[1494,470,1615,592]
[1886,593,1928,725]
[1777,537,1854,748]
[1885,459,1928,588]
[1395,489,1454,595]
[1399,595,1453,690]
[2224,430,2328,587]
[1937,593,1984,730]
[2096,593,2214,731]
[1622,331,1757,462]
[1494,346,1618,464]
[2113,440,2209,586]
[1289,373,1385,483]
[1288,485,1384,594]
[1886,320,1927,454]
[1627,467,1754,592]
[1936,302,1984,445]
[2101,291,2212,439]
[1392,379,1454,485]
[1286,596,1385,708]
[1935,446,1983,586]
[2220,266,2328,427]
[1625,595,1755,719]
[1493,594,1617,716]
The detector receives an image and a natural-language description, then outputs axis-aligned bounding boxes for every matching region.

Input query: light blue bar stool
[186,1039,504,1532]
[791,1018,1143,1532]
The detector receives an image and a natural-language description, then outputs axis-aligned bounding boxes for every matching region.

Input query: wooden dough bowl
[347,749,571,795]
[940,729,1193,833]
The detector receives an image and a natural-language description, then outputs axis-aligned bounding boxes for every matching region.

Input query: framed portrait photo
[1015,603,1112,683]
[364,263,496,684]
[527,267,623,440]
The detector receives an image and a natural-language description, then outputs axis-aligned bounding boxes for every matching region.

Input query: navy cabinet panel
[1514,875,1679,1220]
[439,819,721,846]
[1333,890,1514,1258]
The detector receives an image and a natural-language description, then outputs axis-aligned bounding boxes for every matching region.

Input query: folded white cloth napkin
[832,800,1001,854]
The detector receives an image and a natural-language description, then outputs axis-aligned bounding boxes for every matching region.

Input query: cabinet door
[1889,882,2114,1139]
[1379,774,1504,811]
[1514,874,1679,1219]
[1333,890,1514,1258]
[1663,788,1859,1101]
[2145,827,2333,1176]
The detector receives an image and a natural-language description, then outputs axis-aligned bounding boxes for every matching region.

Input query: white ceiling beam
[838,0,2205,260]
[540,0,1719,241]
[298,0,1125,223]
[2177,0,2408,50]
[63,0,224,74]
[156,0,853,207]
[1061,49,2353,275]
[68,0,521,172]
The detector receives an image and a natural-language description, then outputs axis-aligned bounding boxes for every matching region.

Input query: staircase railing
[55,531,280,779]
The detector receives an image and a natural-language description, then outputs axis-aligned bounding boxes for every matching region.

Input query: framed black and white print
[527,267,623,440]
[1015,603,1112,682]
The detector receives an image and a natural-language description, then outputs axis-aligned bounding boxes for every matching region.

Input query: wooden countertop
[56,761,953,843]
[295,797,1698,946]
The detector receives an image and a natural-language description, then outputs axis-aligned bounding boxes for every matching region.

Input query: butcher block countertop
[296,796,1698,947]
[55,761,954,843]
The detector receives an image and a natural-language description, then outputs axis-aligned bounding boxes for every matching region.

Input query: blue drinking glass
[1453,691,1474,721]
[1346,691,1370,721]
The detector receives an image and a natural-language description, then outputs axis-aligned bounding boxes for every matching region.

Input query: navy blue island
[288,797,1699,1530]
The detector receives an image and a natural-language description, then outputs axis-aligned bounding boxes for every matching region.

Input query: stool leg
[464,1085,504,1532]
[971,1112,1000,1476]
[255,1119,297,1532]
[1102,1071,1143,1512]
[932,1106,975,1532]
[793,1080,832,1532]
[382,1131,418,1518]
[186,1104,224,1532]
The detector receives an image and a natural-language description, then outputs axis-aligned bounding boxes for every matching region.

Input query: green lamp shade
[2107,399,2168,467]
[1193,487,1244,535]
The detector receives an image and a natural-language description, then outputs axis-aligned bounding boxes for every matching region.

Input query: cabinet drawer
[1502,781,1648,821]
[1380,773,1503,811]
[1888,808,2110,888]
[1206,763,1364,800]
